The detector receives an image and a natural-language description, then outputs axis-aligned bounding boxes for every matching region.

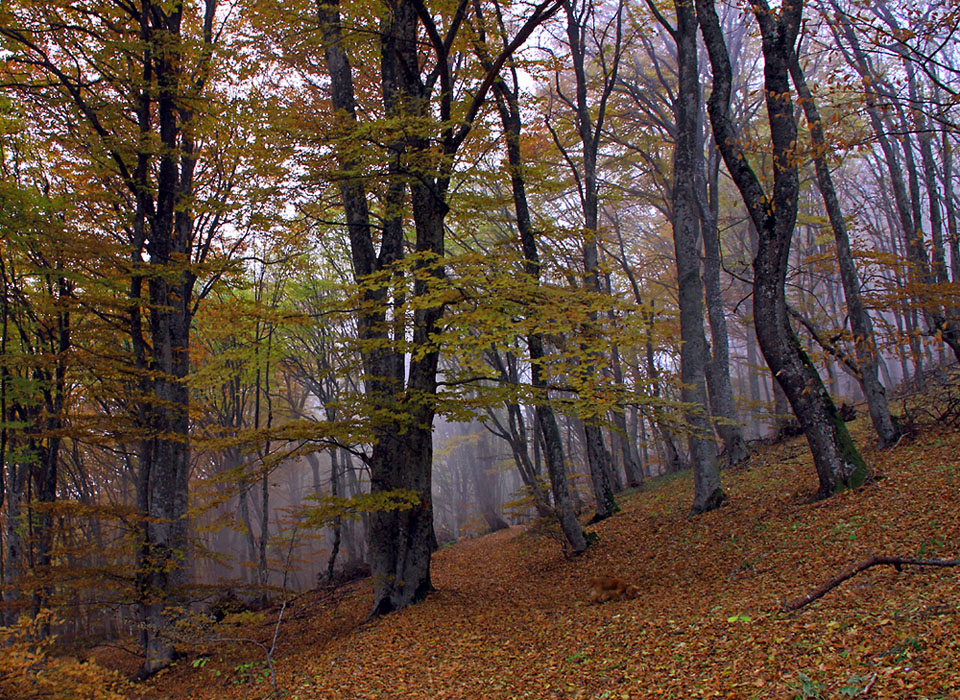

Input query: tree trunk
[489,53,587,552]
[942,132,959,283]
[672,0,725,514]
[787,54,901,448]
[320,0,560,607]
[474,431,509,533]
[700,146,749,466]
[561,0,622,521]
[645,305,683,473]
[697,0,869,498]
[327,447,342,584]
[2,462,26,625]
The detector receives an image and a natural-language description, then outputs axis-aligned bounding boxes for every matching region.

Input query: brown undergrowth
[95,418,959,699]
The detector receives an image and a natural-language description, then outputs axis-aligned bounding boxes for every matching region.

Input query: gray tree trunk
[319,0,567,613]
[700,145,749,466]
[559,0,622,521]
[697,0,869,498]
[787,54,901,449]
[671,0,725,514]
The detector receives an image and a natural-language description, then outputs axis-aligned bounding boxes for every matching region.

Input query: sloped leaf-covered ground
[123,422,959,699]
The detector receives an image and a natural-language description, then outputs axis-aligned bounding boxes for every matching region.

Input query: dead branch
[782,555,960,612]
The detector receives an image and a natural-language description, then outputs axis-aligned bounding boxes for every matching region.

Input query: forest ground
[94,405,960,699]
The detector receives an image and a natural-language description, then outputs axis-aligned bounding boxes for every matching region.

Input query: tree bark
[697,0,869,498]
[671,0,725,514]
[787,54,901,449]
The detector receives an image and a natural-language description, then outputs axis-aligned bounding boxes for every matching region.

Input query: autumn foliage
[0,612,129,700]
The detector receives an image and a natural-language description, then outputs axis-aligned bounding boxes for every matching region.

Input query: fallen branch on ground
[782,555,960,612]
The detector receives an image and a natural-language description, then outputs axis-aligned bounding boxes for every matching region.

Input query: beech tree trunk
[671,0,725,514]
[645,305,684,473]
[491,58,587,552]
[1,1,215,672]
[131,0,212,673]
[2,462,26,626]
[319,0,567,612]
[556,0,624,521]
[787,55,901,449]
[697,0,869,498]
[700,147,749,466]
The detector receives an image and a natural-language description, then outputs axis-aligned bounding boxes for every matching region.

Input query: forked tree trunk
[319,0,568,612]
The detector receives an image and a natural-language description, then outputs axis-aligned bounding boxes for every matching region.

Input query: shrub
[0,611,129,700]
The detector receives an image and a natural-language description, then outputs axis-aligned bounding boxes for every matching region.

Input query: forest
[0,0,959,695]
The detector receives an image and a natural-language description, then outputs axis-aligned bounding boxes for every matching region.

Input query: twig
[203,521,301,695]
[856,672,878,697]
[782,555,960,612]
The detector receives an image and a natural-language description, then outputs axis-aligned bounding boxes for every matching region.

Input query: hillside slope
[127,420,960,699]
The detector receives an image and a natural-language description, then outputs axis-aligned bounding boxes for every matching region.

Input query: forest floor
[94,409,960,699]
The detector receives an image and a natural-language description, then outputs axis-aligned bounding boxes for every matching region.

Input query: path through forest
[96,417,960,699]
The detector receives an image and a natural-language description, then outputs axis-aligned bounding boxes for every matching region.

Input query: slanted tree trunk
[787,54,901,449]
[478,14,587,552]
[697,0,869,498]
[507,141,586,536]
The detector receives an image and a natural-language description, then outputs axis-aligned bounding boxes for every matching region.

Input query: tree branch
[782,555,960,612]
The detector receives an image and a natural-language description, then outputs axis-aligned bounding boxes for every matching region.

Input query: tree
[696,0,870,498]
[472,4,588,550]
[787,47,902,449]
[0,123,74,620]
[313,0,561,613]
[1,0,249,673]
[544,0,626,520]
[661,0,725,514]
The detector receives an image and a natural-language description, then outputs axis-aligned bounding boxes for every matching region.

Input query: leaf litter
[103,419,959,699]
